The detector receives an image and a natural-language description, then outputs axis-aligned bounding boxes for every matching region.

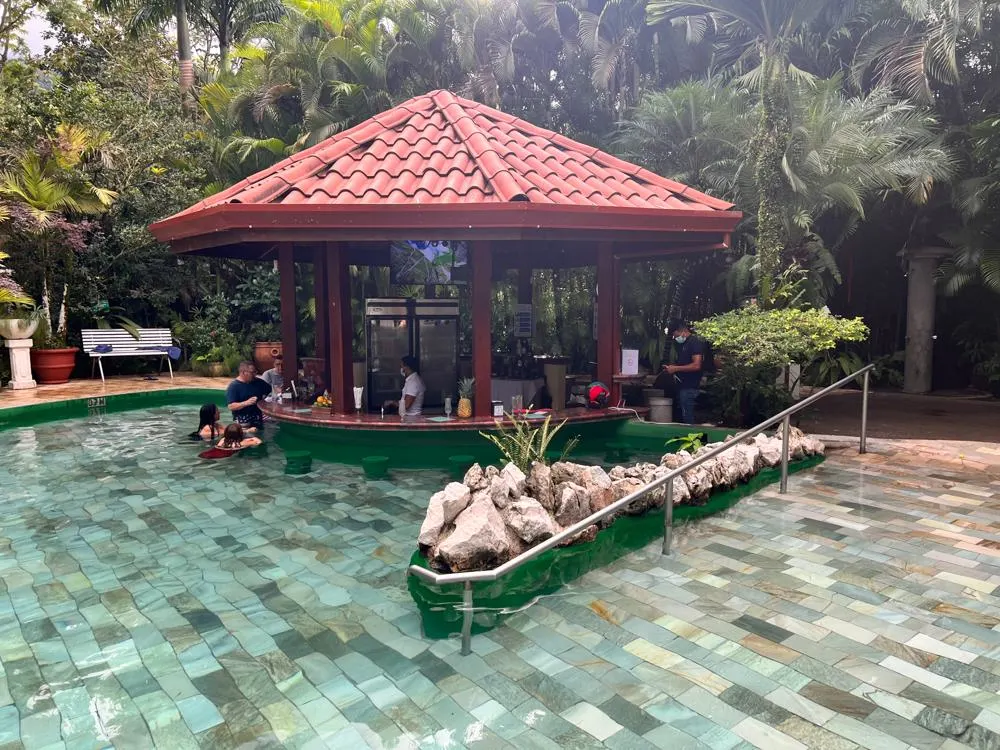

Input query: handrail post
[860,369,870,454]
[779,415,790,493]
[460,581,473,656]
[662,479,675,555]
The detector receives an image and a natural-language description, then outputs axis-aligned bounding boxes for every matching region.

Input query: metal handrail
[409,363,875,654]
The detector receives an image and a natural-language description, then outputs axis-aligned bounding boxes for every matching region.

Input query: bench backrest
[81,328,173,352]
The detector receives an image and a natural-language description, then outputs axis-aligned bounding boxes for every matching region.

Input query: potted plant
[457,377,475,418]
[194,346,229,377]
[0,251,39,339]
[30,318,80,384]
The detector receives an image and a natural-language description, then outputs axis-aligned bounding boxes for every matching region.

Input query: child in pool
[218,423,262,450]
[190,404,224,440]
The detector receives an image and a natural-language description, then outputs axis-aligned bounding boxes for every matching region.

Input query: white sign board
[621,348,639,376]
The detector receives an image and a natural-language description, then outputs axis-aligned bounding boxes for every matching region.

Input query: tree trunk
[57,282,68,336]
[175,0,195,110]
[752,55,790,307]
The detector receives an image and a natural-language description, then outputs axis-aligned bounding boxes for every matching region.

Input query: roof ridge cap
[433,91,527,202]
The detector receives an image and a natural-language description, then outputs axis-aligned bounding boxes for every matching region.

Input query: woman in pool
[217,423,262,451]
[190,404,223,440]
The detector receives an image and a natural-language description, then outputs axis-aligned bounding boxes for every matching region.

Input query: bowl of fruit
[314,394,332,408]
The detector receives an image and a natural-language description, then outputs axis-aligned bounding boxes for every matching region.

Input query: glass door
[368,318,411,410]
[417,317,457,408]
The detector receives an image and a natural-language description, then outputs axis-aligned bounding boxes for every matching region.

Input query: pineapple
[457,377,475,418]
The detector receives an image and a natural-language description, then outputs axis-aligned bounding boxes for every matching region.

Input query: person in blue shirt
[662,321,705,424]
[226,361,269,430]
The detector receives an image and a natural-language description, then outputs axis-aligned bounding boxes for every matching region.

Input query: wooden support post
[278,243,298,377]
[325,242,353,414]
[313,247,330,388]
[471,240,493,417]
[595,243,621,403]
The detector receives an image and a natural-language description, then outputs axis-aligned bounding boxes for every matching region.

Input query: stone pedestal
[5,337,37,390]
[903,247,948,394]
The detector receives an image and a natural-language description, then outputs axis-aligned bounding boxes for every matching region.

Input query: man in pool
[227,361,267,430]
[383,355,426,417]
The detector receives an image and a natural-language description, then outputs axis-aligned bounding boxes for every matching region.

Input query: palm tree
[0,125,117,338]
[645,0,846,305]
[94,0,197,106]
[619,77,954,305]
[197,0,285,72]
[853,0,987,102]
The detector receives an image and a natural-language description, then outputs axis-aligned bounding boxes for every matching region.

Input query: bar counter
[261,401,641,430]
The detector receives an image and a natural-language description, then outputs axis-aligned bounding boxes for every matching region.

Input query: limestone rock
[551,461,589,486]
[436,494,509,571]
[485,464,500,481]
[417,482,471,549]
[559,524,598,547]
[526,461,555,512]
[660,450,692,471]
[488,476,512,510]
[503,497,558,545]
[500,462,526,498]
[732,442,763,478]
[554,482,591,527]
[463,463,488,491]
[801,434,825,456]
[580,465,615,513]
[754,434,782,467]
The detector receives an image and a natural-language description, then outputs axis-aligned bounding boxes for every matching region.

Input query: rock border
[418,426,824,572]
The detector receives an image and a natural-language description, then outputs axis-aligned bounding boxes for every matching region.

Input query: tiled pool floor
[1,409,1000,749]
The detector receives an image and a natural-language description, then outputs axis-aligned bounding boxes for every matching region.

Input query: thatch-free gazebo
[151,90,740,417]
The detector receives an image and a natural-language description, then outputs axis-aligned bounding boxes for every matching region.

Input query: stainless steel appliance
[365,299,459,411]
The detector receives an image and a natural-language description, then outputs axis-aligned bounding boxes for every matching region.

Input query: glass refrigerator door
[418,317,457,408]
[368,318,410,410]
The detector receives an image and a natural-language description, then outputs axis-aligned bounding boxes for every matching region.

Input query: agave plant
[479,413,579,472]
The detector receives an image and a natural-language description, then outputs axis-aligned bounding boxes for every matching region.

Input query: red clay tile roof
[170,90,734,217]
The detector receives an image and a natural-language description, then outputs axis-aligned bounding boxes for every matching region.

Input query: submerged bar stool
[284,450,312,475]
[362,455,390,479]
[605,441,631,463]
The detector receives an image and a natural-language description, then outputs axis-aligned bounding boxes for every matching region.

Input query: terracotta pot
[207,362,227,377]
[253,341,282,373]
[30,347,79,385]
[0,318,39,340]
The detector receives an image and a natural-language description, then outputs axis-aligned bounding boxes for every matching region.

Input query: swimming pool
[0,405,450,747]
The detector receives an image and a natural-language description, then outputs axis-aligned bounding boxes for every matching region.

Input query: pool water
[0,406,449,748]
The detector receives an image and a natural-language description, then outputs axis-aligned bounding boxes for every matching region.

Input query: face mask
[400,368,407,377]
[674,335,688,344]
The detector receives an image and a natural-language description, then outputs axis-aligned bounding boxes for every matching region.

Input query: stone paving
[0,406,999,749]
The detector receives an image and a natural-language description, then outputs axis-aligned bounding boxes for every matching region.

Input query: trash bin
[643,388,662,406]
[647,396,673,423]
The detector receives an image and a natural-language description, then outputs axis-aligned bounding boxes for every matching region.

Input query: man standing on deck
[662,320,704,424]
[227,361,268,429]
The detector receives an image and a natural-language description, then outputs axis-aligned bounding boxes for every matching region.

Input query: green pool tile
[176,694,225,734]
[0,705,19,744]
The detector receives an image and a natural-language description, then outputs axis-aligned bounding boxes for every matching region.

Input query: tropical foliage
[479,413,579,471]
[1,0,999,396]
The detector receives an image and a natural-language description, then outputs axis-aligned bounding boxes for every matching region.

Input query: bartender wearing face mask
[662,320,704,424]
[383,355,426,417]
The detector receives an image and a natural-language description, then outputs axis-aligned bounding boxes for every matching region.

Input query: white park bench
[81,328,175,383]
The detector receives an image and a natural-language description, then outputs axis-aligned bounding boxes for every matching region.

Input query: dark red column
[595,242,621,403]
[471,240,493,417]
[312,247,330,388]
[325,241,353,414]
[278,242,298,376]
